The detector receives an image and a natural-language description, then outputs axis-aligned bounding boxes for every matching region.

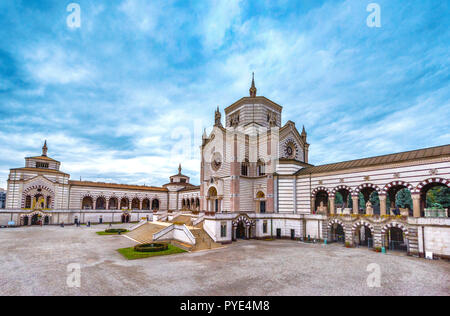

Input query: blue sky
[0,0,449,188]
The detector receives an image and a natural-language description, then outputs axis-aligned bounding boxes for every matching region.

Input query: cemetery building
[1,77,449,259]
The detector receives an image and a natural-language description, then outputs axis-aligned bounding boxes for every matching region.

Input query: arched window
[82,196,93,210]
[142,198,150,210]
[120,198,129,210]
[241,159,249,176]
[46,196,52,209]
[257,159,265,176]
[152,199,160,211]
[132,198,140,210]
[25,196,32,209]
[108,197,118,210]
[95,197,106,210]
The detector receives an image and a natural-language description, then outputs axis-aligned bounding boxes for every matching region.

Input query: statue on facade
[366,200,373,215]
[267,111,277,127]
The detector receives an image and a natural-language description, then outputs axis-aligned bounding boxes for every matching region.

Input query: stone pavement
[0,225,448,296]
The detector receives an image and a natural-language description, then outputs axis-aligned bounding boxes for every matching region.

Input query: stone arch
[108,196,118,210]
[120,197,130,210]
[351,220,374,234]
[381,181,414,195]
[95,196,107,210]
[232,214,255,227]
[232,214,256,240]
[142,198,150,210]
[152,198,160,211]
[327,218,346,243]
[380,221,410,251]
[81,195,94,210]
[311,186,330,198]
[327,218,344,228]
[131,197,140,210]
[330,185,353,197]
[355,183,381,194]
[380,222,409,236]
[414,177,449,194]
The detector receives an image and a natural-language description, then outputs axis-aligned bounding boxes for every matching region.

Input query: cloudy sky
[0,0,449,188]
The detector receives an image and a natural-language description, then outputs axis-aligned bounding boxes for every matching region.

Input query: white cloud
[200,0,243,50]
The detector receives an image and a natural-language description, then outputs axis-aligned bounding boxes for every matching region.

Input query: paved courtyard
[0,225,448,296]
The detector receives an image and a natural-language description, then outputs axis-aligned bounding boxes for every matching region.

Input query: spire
[214,106,222,126]
[249,72,257,98]
[178,163,182,175]
[42,140,48,157]
[301,126,307,139]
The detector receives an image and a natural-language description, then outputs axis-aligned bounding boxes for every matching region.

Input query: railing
[129,219,147,231]
[192,215,205,226]
[153,224,196,245]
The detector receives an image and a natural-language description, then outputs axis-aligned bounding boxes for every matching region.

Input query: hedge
[105,228,128,234]
[134,243,169,253]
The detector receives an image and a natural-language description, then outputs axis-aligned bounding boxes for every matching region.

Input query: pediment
[23,175,56,190]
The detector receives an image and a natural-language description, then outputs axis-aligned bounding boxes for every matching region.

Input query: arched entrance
[236,221,246,239]
[108,197,118,210]
[381,223,409,252]
[329,221,345,244]
[31,214,39,225]
[232,215,255,241]
[353,222,374,248]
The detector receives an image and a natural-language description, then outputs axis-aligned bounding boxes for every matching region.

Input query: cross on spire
[42,140,48,157]
[249,72,257,98]
[178,163,182,175]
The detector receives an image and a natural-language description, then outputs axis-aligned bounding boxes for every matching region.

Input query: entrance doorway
[355,226,373,248]
[330,223,345,243]
[236,222,246,239]
[122,214,130,223]
[23,216,29,226]
[31,214,40,225]
[385,227,407,252]
[276,228,282,239]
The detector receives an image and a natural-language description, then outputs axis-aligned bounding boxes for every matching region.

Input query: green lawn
[117,244,186,260]
[96,230,129,236]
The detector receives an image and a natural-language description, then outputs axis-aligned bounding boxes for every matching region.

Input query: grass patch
[117,244,186,260]
[96,230,129,236]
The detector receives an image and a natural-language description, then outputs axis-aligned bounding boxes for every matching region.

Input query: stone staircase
[125,219,222,252]
[189,225,222,252]
[169,215,193,226]
[125,222,166,244]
